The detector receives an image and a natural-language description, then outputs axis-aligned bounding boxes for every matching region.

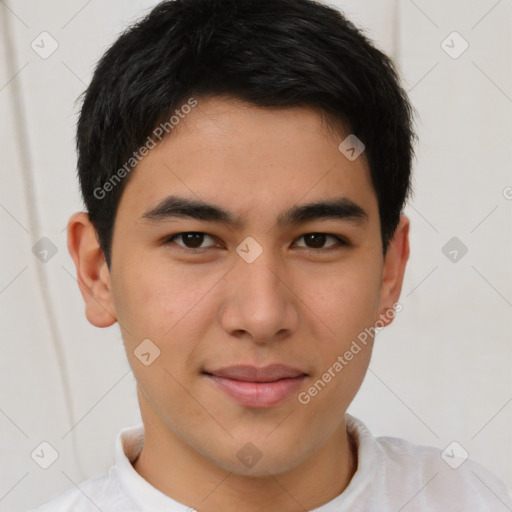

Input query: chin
[202,440,310,478]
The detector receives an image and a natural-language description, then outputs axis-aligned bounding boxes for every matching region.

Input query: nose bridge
[220,240,298,341]
[234,241,285,304]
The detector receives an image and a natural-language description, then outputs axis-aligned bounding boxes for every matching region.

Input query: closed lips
[203,364,307,382]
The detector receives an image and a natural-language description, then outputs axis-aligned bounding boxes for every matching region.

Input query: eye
[294,233,347,250]
[164,231,348,252]
[165,232,218,249]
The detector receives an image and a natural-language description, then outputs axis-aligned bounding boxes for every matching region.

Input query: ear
[376,214,410,327]
[67,212,117,327]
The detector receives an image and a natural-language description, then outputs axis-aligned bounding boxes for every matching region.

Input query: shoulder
[376,434,512,510]
[29,467,138,512]
[346,415,512,511]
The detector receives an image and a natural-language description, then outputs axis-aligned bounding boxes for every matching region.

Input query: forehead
[116,96,377,224]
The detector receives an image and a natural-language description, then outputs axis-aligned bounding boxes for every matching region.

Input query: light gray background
[1,0,511,510]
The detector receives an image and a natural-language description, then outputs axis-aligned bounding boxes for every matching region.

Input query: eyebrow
[140,194,368,228]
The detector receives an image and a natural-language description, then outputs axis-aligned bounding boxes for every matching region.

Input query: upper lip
[204,364,307,382]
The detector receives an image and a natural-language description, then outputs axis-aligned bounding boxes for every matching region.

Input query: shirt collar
[115,424,190,511]
[113,414,377,511]
[312,413,378,510]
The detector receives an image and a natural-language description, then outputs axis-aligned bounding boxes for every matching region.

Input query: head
[68,0,414,478]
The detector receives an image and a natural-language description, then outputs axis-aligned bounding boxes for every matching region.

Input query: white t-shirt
[31,414,512,511]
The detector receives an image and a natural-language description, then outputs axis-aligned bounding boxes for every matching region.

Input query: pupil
[306,233,325,248]
[184,232,203,248]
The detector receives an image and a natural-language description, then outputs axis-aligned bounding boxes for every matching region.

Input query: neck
[132,392,357,511]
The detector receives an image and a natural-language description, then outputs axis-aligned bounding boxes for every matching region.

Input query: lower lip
[206,374,306,408]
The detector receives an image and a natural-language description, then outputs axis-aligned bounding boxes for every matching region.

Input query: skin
[68,96,410,511]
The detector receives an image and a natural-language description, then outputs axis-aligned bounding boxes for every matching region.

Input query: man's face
[103,96,401,475]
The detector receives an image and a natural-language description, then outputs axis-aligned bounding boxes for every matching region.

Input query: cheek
[112,258,207,340]
[297,266,381,419]
[111,264,202,403]
[306,260,383,344]
[112,269,170,337]
[111,258,222,388]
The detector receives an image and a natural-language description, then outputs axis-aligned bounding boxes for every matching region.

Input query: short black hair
[77,0,415,268]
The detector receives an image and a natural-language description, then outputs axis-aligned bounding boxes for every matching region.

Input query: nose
[218,248,299,344]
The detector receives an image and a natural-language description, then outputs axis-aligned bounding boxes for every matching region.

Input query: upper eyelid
[293,233,345,245]
[167,232,219,247]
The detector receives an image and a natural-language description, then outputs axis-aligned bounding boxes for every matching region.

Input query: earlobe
[376,214,410,327]
[67,212,118,328]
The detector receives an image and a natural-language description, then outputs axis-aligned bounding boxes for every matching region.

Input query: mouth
[203,364,308,408]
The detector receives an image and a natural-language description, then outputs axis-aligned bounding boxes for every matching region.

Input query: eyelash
[163,232,349,252]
